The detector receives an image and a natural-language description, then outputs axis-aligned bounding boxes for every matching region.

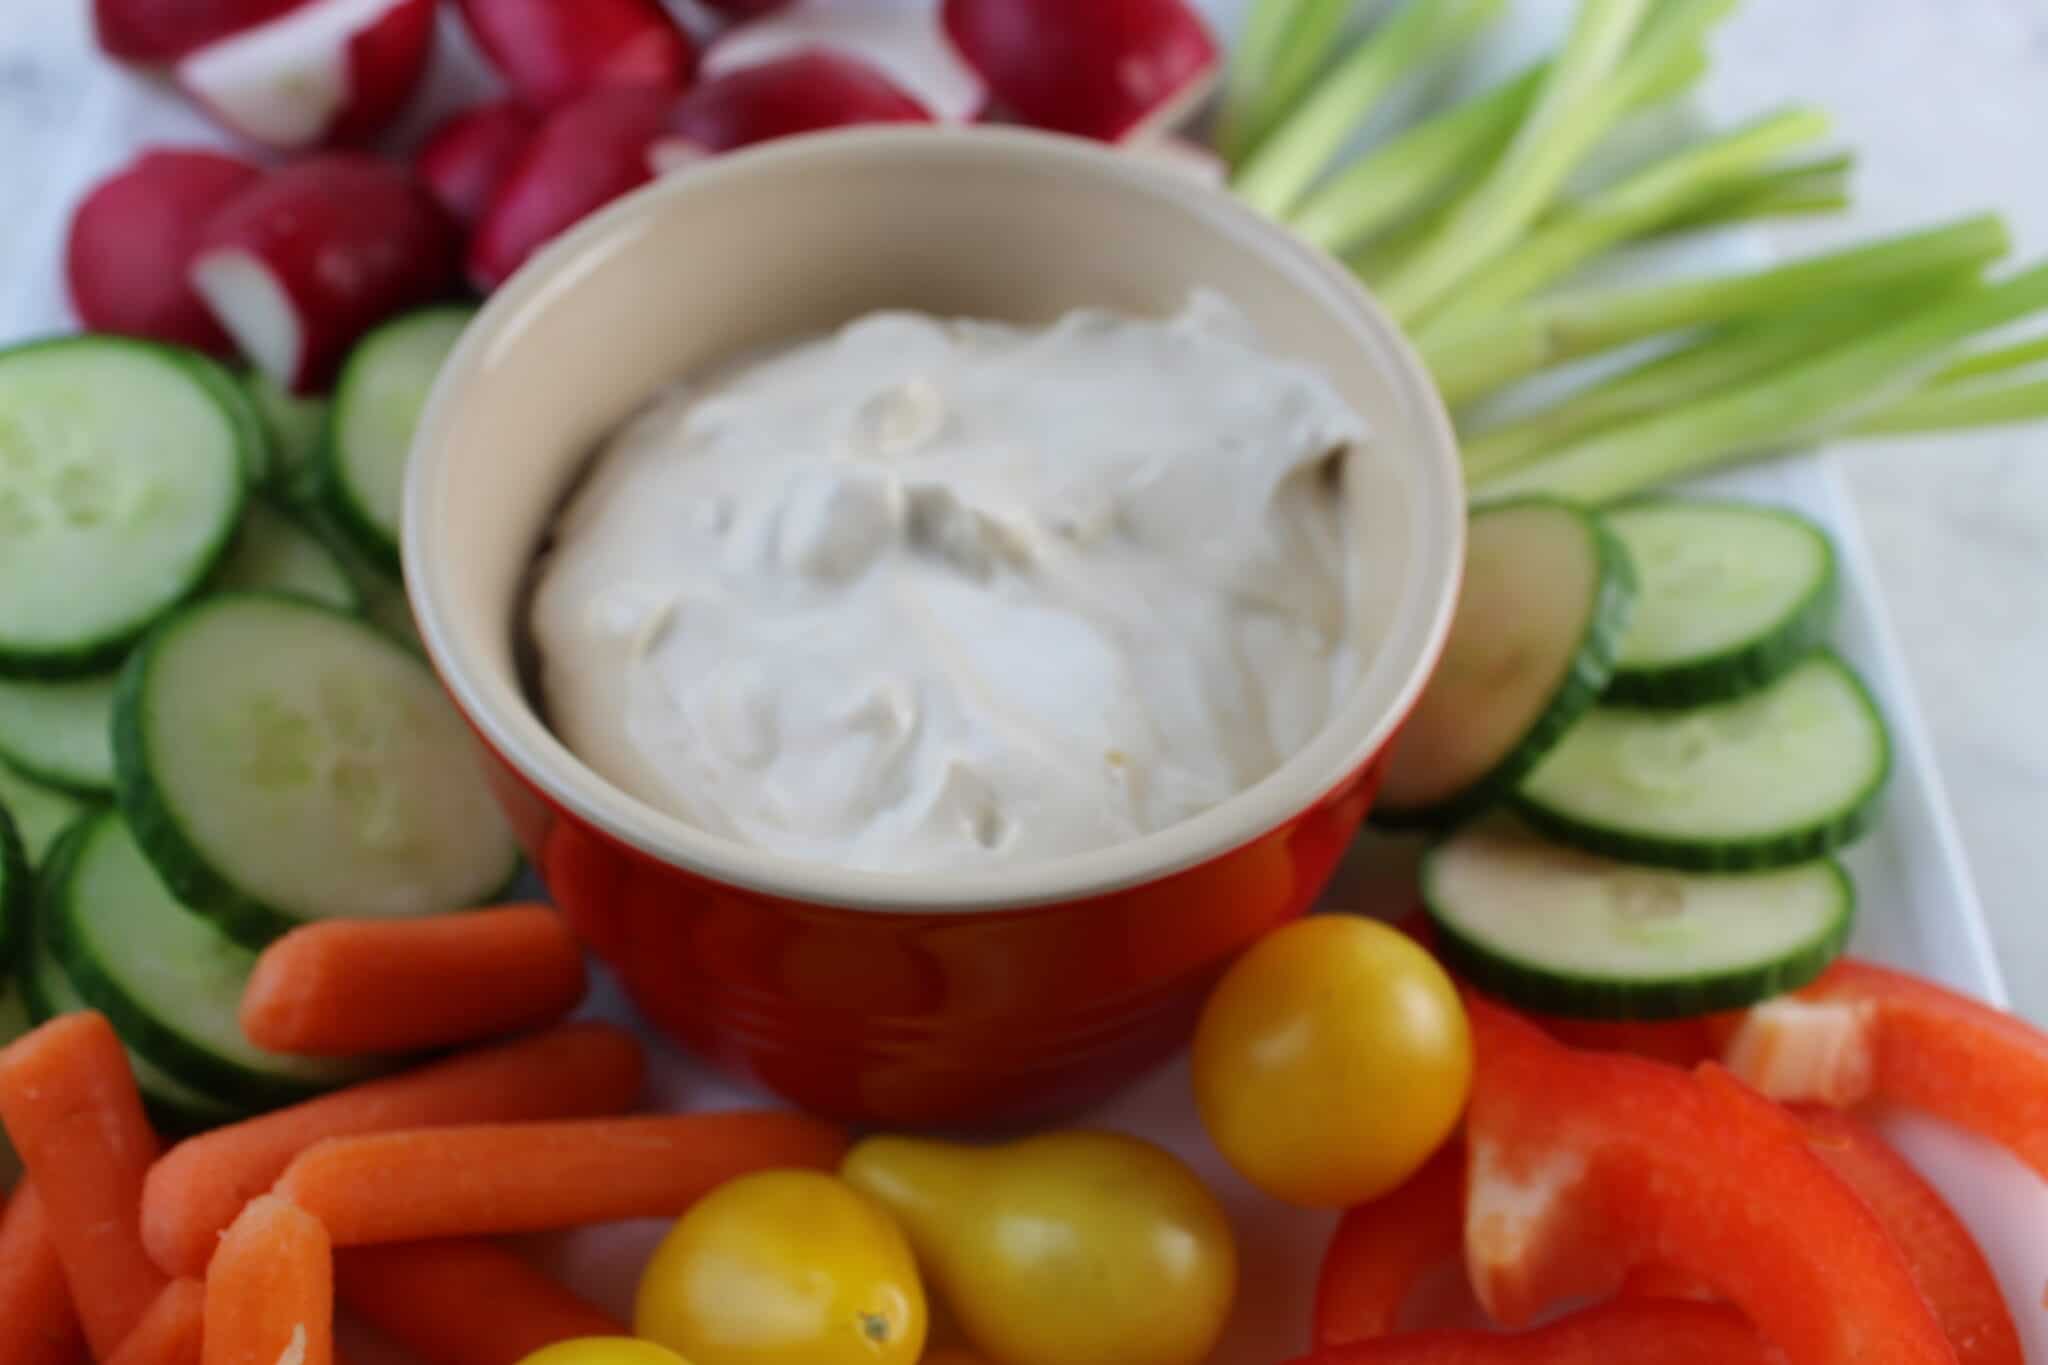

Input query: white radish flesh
[702,0,988,124]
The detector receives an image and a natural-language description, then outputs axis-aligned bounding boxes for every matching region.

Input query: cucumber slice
[1423,817,1854,1018]
[1373,498,1636,827]
[1517,652,1890,870]
[210,499,362,612]
[243,369,328,502]
[322,307,474,571]
[0,803,23,969]
[114,594,520,946]
[176,349,271,485]
[47,810,382,1106]
[0,761,88,864]
[0,336,250,677]
[0,982,25,1184]
[1605,498,1837,706]
[0,671,116,794]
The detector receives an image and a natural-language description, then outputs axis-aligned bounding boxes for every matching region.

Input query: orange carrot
[108,1278,205,1365]
[240,906,588,1057]
[336,1239,623,1365]
[202,1196,332,1365]
[0,1182,87,1365]
[143,1022,644,1277]
[0,1014,167,1357]
[275,1112,849,1243]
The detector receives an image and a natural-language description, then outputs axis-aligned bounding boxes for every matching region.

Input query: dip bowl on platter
[404,126,1464,1125]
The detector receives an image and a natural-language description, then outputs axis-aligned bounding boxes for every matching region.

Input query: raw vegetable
[65,150,263,356]
[239,905,587,1056]
[190,154,459,394]
[105,1278,205,1365]
[141,1021,646,1277]
[454,0,694,108]
[242,371,329,501]
[112,594,521,947]
[0,673,114,793]
[201,1195,332,1365]
[1373,499,1635,827]
[1424,818,1852,1018]
[0,337,249,678]
[1515,652,1889,870]
[0,1184,89,1365]
[1215,0,1353,164]
[91,0,306,63]
[175,349,274,485]
[700,0,989,124]
[1602,498,1837,706]
[518,1343,691,1365]
[416,101,540,230]
[649,52,933,171]
[0,989,24,1185]
[635,1169,929,1365]
[337,1239,627,1365]
[1192,916,1471,1207]
[0,1013,168,1359]
[208,499,362,611]
[0,764,87,866]
[843,1132,1236,1365]
[1313,1141,1465,1347]
[272,1112,851,1242]
[1289,1299,1774,1364]
[321,305,475,569]
[0,806,23,967]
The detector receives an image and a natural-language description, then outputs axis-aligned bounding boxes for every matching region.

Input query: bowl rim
[406,125,1465,915]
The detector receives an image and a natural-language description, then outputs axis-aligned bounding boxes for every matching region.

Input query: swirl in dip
[528,292,1370,873]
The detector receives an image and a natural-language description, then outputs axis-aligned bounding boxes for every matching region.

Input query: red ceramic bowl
[405,128,1464,1126]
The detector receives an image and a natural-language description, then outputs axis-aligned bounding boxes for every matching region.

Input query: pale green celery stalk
[1219,0,1363,165]
[1459,276,1974,479]
[1232,0,1506,219]
[1347,200,1448,282]
[1374,0,1663,323]
[1419,107,1833,340]
[1474,258,2048,503]
[1423,214,2011,405]
[1851,375,2048,435]
[1927,330,2048,384]
[1659,153,1855,233]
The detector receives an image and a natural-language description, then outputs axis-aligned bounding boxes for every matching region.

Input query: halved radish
[648,52,930,173]
[66,149,264,355]
[701,0,988,124]
[175,0,437,149]
[455,0,695,108]
[92,0,309,64]
[467,87,674,292]
[191,155,458,392]
[940,0,1219,143]
[416,101,539,230]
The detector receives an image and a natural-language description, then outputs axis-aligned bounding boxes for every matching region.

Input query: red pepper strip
[1286,1298,1777,1365]
[1617,1263,1717,1301]
[1464,997,1955,1365]
[1726,958,2048,1181]
[1314,1141,1466,1347]
[1794,1105,2021,1365]
[1539,1016,1720,1068]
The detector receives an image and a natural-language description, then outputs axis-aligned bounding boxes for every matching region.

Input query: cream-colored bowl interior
[407,127,1464,912]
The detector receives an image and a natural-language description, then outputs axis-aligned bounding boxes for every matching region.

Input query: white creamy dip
[530,293,1369,873]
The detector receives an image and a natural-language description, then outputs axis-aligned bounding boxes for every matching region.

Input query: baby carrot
[240,906,588,1057]
[336,1239,624,1365]
[276,1112,850,1243]
[202,1196,332,1365]
[0,1183,87,1365]
[0,1013,167,1357]
[143,1022,644,1277]
[108,1278,205,1365]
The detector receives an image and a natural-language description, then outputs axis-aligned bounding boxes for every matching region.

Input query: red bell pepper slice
[1725,958,2048,1182]
[1464,997,1955,1365]
[1538,1016,1721,1068]
[1794,1105,2020,1365]
[1289,1298,1776,1365]
[1315,1141,1466,1347]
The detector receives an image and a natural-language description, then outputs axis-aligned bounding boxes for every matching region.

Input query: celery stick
[1424,215,2010,405]
[1217,0,1362,164]
[1232,0,1506,219]
[1851,375,2048,435]
[1475,259,2048,503]
[1659,154,1855,234]
[1927,330,2048,385]
[1421,108,1833,338]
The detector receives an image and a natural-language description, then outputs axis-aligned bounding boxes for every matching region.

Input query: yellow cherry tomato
[517,1341,693,1365]
[634,1168,927,1365]
[1192,914,1471,1207]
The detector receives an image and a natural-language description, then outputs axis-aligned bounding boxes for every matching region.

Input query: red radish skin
[701,0,988,124]
[698,0,794,14]
[175,0,437,149]
[65,148,263,355]
[467,87,674,292]
[417,101,540,230]
[92,0,309,64]
[455,0,695,109]
[941,0,1220,143]
[649,52,930,173]
[191,154,458,392]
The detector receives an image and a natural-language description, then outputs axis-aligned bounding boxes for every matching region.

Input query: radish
[455,0,695,109]
[1126,136,1228,188]
[175,0,437,149]
[191,154,458,392]
[66,149,264,356]
[648,52,930,173]
[698,0,794,14]
[701,0,988,124]
[417,101,540,230]
[941,0,1220,143]
[467,87,675,292]
[92,0,309,64]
